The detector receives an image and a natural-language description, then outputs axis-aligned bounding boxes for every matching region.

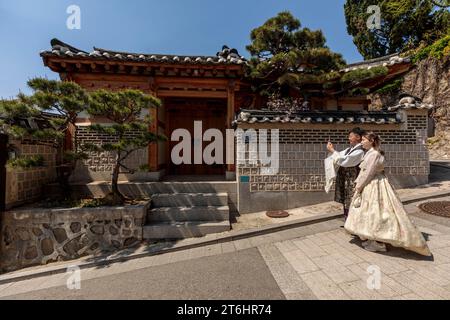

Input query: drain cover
[266,210,290,218]
[419,201,450,218]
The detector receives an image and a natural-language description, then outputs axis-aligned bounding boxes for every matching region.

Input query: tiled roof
[387,95,434,111]
[341,54,411,73]
[0,112,59,131]
[233,109,403,126]
[41,38,247,66]
[41,39,411,72]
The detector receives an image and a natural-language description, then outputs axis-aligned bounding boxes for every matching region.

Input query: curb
[430,162,450,170]
[401,190,450,205]
[1,189,450,284]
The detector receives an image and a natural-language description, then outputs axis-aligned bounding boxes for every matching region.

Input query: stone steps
[134,182,237,194]
[147,206,229,222]
[57,181,238,214]
[151,193,228,207]
[143,221,230,240]
[144,188,231,240]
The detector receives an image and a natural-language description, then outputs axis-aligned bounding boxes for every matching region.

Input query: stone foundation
[0,202,149,273]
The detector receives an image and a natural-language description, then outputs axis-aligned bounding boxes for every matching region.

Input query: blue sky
[0,0,363,98]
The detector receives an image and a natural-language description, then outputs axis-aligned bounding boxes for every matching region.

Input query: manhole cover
[266,210,289,218]
[419,201,450,218]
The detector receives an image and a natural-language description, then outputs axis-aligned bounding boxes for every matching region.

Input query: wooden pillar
[149,106,159,172]
[148,79,159,172]
[227,81,236,173]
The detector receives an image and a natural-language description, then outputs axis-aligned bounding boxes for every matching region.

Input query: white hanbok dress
[344,148,431,256]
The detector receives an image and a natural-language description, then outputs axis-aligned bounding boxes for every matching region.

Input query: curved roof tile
[41,38,247,66]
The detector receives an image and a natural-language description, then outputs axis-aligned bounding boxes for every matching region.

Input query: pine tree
[246,11,346,97]
[86,89,166,205]
[0,78,90,198]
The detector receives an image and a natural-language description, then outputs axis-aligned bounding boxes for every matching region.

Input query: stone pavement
[228,161,450,231]
[2,198,450,300]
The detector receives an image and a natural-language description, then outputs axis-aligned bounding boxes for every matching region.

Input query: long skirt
[334,166,360,210]
[344,174,431,256]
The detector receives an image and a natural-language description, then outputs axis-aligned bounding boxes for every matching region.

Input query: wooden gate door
[167,100,226,176]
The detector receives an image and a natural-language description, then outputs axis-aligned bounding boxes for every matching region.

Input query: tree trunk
[109,152,124,205]
[55,145,72,200]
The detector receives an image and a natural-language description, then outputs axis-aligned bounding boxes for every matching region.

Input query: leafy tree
[345,0,450,59]
[0,78,90,198]
[246,11,346,97]
[86,89,166,205]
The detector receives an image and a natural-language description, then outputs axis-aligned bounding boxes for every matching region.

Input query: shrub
[413,35,450,62]
[375,79,403,94]
[349,87,370,96]
[340,66,389,85]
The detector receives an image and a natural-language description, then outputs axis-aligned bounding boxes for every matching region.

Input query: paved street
[2,198,450,300]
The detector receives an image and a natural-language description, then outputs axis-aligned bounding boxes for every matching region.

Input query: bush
[340,66,389,85]
[413,35,450,62]
[349,87,370,96]
[375,79,403,94]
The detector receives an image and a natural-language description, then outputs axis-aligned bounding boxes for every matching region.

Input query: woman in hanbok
[344,132,431,256]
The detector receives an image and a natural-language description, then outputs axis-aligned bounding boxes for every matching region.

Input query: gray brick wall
[73,126,148,181]
[6,141,57,208]
[276,115,426,145]
[236,113,429,193]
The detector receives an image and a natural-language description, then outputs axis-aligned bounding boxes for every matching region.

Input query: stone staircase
[143,182,233,240]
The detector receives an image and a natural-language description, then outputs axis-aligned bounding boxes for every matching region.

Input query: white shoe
[364,241,387,252]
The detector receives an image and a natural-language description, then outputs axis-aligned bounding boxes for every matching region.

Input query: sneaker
[362,240,370,247]
[364,241,387,252]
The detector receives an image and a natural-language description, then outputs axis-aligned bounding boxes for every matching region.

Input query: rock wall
[369,57,450,159]
[0,203,148,273]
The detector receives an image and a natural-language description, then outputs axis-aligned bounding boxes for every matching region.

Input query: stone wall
[0,203,148,273]
[5,140,57,210]
[369,57,450,159]
[236,109,429,214]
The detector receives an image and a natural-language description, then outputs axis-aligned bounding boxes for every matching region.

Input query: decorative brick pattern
[76,126,148,173]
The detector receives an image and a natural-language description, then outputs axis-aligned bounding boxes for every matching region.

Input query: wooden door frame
[0,134,8,212]
[165,98,228,176]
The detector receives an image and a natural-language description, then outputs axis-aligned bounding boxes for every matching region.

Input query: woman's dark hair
[350,127,366,137]
[363,131,385,156]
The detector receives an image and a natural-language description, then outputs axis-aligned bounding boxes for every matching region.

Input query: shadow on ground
[349,234,435,262]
